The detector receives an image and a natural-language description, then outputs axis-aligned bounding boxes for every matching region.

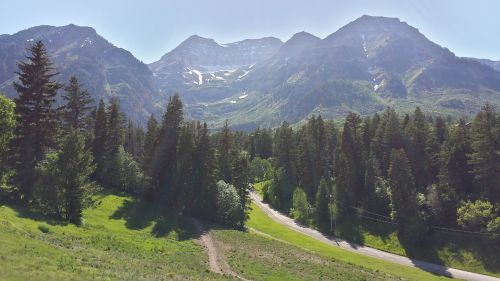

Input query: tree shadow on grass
[412,232,500,276]
[0,190,68,226]
[397,232,452,278]
[110,197,198,241]
[334,214,365,248]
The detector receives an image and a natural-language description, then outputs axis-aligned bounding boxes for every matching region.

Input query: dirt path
[250,191,500,281]
[192,219,251,281]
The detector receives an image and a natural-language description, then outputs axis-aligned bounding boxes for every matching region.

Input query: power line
[331,199,500,237]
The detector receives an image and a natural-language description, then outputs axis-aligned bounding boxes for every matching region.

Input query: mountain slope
[2,17,499,129]
[178,15,500,129]
[467,58,500,72]
[149,35,283,99]
[0,24,161,124]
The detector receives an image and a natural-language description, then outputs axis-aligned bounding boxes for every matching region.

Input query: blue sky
[1,0,499,63]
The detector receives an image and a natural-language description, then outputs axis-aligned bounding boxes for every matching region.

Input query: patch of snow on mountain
[229,100,237,104]
[238,70,250,79]
[361,34,368,56]
[81,37,93,48]
[374,84,380,91]
[187,68,203,85]
[239,93,248,99]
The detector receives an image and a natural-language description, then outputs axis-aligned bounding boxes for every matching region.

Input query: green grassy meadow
[2,190,492,281]
[0,194,228,281]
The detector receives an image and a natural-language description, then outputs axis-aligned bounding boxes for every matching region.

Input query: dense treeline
[257,107,500,243]
[0,41,250,229]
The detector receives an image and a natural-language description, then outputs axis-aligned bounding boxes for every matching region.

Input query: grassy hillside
[252,181,499,278]
[213,229,400,281]
[0,191,448,281]
[0,194,227,281]
[246,203,451,281]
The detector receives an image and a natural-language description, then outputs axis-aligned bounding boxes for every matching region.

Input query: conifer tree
[152,94,183,203]
[231,151,250,225]
[61,76,94,131]
[273,121,297,186]
[217,120,233,183]
[338,121,362,203]
[376,108,404,176]
[315,177,331,230]
[176,123,195,210]
[124,119,136,157]
[406,107,431,191]
[57,131,95,225]
[143,114,159,176]
[388,149,424,241]
[11,41,62,201]
[105,100,124,156]
[92,99,107,180]
[468,104,500,203]
[192,123,217,217]
[438,120,474,197]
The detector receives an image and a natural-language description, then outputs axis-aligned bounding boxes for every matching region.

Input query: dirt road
[250,191,499,281]
[192,219,251,281]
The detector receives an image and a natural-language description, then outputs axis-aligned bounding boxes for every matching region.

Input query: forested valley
[1,40,499,267]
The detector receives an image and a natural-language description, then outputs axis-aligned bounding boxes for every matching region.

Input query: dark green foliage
[11,41,62,202]
[264,167,294,211]
[191,122,217,218]
[216,120,234,183]
[315,178,331,230]
[142,114,159,176]
[248,127,273,159]
[388,149,426,243]
[405,107,431,191]
[296,116,329,201]
[92,99,107,181]
[58,132,95,225]
[124,119,145,162]
[152,94,183,202]
[249,157,272,182]
[61,76,94,131]
[231,151,250,224]
[35,131,96,225]
[176,122,195,211]
[468,104,500,203]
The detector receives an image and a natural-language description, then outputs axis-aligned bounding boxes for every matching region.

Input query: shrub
[216,180,244,229]
[291,187,312,225]
[38,224,50,234]
[457,200,494,232]
[249,157,272,182]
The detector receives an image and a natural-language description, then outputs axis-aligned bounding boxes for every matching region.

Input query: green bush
[216,180,244,229]
[38,224,50,233]
[291,187,313,225]
[457,200,494,232]
[249,157,272,182]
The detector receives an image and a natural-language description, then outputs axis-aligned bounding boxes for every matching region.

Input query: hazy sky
[1,0,499,63]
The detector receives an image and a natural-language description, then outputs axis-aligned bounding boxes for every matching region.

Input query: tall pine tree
[468,104,500,203]
[11,41,62,202]
[61,76,94,131]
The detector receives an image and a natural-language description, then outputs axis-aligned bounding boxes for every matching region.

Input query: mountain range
[1,15,499,128]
